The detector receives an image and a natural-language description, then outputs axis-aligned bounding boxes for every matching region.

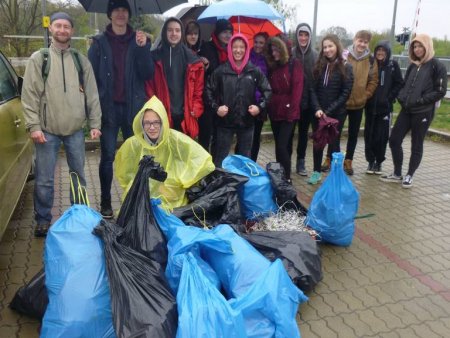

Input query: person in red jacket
[266,36,304,181]
[145,17,204,138]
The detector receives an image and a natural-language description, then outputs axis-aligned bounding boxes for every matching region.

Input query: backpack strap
[39,48,50,84]
[70,49,88,119]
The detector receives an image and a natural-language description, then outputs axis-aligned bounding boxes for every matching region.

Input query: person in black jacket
[364,41,404,175]
[198,19,234,153]
[381,34,447,188]
[205,33,272,167]
[88,0,154,218]
[308,34,354,185]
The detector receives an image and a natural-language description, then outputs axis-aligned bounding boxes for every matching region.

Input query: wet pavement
[1,136,450,337]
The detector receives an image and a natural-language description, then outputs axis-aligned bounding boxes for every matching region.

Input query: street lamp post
[312,0,319,49]
[390,0,399,47]
[41,0,49,47]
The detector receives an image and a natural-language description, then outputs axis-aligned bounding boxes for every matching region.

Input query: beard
[52,34,71,44]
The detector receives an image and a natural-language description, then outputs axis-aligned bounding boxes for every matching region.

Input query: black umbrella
[78,0,187,16]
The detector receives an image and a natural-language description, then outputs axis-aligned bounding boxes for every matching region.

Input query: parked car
[0,51,33,239]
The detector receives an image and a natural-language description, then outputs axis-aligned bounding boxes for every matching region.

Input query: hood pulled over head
[227,33,250,75]
[409,33,435,65]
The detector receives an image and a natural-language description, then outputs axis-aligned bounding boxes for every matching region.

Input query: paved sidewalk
[1,136,450,337]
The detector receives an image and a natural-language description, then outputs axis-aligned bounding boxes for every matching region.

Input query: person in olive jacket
[381,34,447,188]
[205,33,272,167]
[364,41,404,175]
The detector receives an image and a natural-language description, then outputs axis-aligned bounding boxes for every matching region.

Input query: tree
[0,0,41,56]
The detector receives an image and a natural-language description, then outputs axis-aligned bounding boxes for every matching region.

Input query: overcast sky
[166,0,448,39]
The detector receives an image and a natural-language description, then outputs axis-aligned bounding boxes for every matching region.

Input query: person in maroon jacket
[266,36,304,181]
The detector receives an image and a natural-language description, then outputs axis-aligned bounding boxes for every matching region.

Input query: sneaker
[307,171,322,185]
[321,157,331,172]
[402,175,413,188]
[344,159,354,175]
[100,199,114,219]
[34,223,50,237]
[296,159,307,176]
[380,173,403,183]
[366,162,375,174]
[373,163,383,175]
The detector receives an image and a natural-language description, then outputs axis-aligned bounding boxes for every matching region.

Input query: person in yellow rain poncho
[114,96,215,210]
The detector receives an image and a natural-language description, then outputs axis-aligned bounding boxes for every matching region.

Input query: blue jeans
[34,129,85,225]
[99,103,133,201]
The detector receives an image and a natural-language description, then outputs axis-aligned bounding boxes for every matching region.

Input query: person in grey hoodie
[291,23,318,176]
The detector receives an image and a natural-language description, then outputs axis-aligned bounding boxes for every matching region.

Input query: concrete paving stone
[427,295,450,317]
[396,326,424,338]
[308,293,336,318]
[7,268,27,285]
[25,266,42,281]
[333,289,366,311]
[425,319,450,337]
[369,306,405,330]
[13,240,31,254]
[298,300,320,321]
[0,306,20,326]
[364,284,401,304]
[0,254,11,268]
[9,252,29,269]
[341,311,375,337]
[15,228,33,241]
[306,318,338,338]
[0,325,19,337]
[331,268,372,288]
[412,255,450,273]
[318,292,352,315]
[350,286,381,308]
[358,263,411,284]
[409,322,446,338]
[17,322,39,338]
[325,315,359,338]
[297,321,321,338]
[385,302,423,326]
[27,253,43,267]
[428,270,450,287]
[358,308,392,333]
[0,242,14,255]
[398,298,442,322]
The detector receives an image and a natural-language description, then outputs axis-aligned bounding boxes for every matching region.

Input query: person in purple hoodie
[249,32,269,161]
[206,33,272,167]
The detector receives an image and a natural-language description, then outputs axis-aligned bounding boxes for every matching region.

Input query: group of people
[21,0,447,237]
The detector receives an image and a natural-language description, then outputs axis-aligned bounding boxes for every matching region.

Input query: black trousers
[250,119,265,161]
[270,120,296,179]
[295,107,314,161]
[344,108,364,160]
[198,108,216,155]
[389,109,434,177]
[364,112,391,164]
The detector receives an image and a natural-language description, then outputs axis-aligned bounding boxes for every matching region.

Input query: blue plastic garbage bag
[176,253,247,338]
[222,155,277,220]
[41,205,115,338]
[229,259,308,338]
[306,152,360,246]
[151,199,232,294]
[202,224,271,298]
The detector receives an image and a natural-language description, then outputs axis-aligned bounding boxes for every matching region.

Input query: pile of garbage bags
[10,153,359,337]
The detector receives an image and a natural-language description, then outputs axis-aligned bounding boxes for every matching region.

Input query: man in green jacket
[22,12,102,237]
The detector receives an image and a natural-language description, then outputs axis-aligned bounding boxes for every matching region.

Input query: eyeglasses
[143,120,162,128]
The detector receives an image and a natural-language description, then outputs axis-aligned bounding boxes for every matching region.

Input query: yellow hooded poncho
[114,96,215,210]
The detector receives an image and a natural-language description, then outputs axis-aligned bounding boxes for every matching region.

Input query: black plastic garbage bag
[173,169,248,227]
[117,155,168,266]
[94,220,178,338]
[9,268,48,320]
[266,162,308,215]
[241,231,322,292]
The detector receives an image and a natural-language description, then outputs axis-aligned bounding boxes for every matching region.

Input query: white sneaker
[380,173,403,183]
[402,175,413,188]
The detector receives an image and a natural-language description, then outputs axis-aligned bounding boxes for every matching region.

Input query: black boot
[100,199,113,219]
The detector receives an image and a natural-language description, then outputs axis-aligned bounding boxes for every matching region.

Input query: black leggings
[296,107,314,160]
[271,120,296,179]
[389,109,434,177]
